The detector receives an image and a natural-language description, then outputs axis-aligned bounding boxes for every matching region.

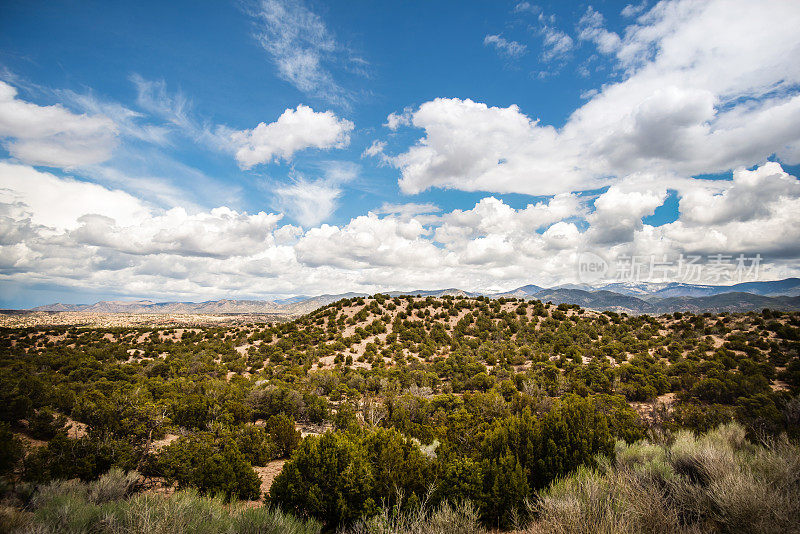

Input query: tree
[267,414,302,458]
[270,431,375,525]
[0,423,23,477]
[153,433,261,501]
[270,428,433,526]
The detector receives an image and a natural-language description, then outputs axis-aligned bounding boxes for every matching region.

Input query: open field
[0,311,293,328]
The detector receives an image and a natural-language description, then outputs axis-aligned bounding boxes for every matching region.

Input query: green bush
[0,423,24,477]
[153,433,261,501]
[23,433,137,483]
[479,395,615,526]
[270,427,433,526]
[266,414,301,458]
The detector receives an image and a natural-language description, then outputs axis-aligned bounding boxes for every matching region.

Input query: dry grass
[342,498,486,534]
[525,423,800,534]
[8,469,321,534]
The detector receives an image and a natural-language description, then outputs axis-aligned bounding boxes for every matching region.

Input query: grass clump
[341,497,486,534]
[526,422,800,534]
[10,468,321,534]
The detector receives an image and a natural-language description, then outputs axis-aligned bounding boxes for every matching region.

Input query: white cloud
[131,75,354,170]
[484,34,527,58]
[2,161,799,300]
[538,16,574,62]
[514,2,540,15]
[58,88,171,146]
[0,161,148,230]
[621,2,647,18]
[72,206,283,259]
[250,0,360,107]
[391,0,800,196]
[678,162,800,225]
[131,75,234,152]
[374,202,440,218]
[271,161,358,227]
[294,213,440,270]
[393,97,596,195]
[362,140,386,158]
[0,81,118,168]
[232,104,353,168]
[385,109,412,130]
[577,6,622,54]
[587,181,667,244]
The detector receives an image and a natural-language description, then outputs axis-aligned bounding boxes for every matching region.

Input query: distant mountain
[648,292,800,314]
[27,278,800,316]
[31,299,280,314]
[720,278,800,297]
[525,289,800,315]
[599,278,800,298]
[595,282,681,297]
[490,284,545,299]
[272,296,310,305]
[528,289,655,314]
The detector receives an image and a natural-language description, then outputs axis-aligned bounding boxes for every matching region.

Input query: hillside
[2,294,799,530]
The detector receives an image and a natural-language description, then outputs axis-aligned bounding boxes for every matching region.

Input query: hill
[24,278,800,318]
[2,292,799,530]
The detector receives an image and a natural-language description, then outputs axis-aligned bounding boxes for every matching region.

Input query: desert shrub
[152,433,261,501]
[247,386,305,421]
[0,424,24,477]
[27,409,67,441]
[270,427,433,526]
[23,433,137,483]
[265,414,301,458]
[526,422,800,534]
[19,474,321,534]
[234,425,277,466]
[480,395,615,526]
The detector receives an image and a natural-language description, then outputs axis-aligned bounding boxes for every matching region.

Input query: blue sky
[1,0,799,307]
[1,0,613,222]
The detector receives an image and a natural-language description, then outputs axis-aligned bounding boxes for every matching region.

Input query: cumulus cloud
[0,81,118,168]
[393,97,596,195]
[232,105,353,168]
[484,34,527,58]
[390,0,800,196]
[295,213,440,270]
[2,161,799,301]
[131,75,353,169]
[587,181,667,244]
[72,207,284,259]
[0,161,148,230]
[678,162,800,225]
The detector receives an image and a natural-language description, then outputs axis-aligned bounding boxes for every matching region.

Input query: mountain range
[27,278,800,316]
